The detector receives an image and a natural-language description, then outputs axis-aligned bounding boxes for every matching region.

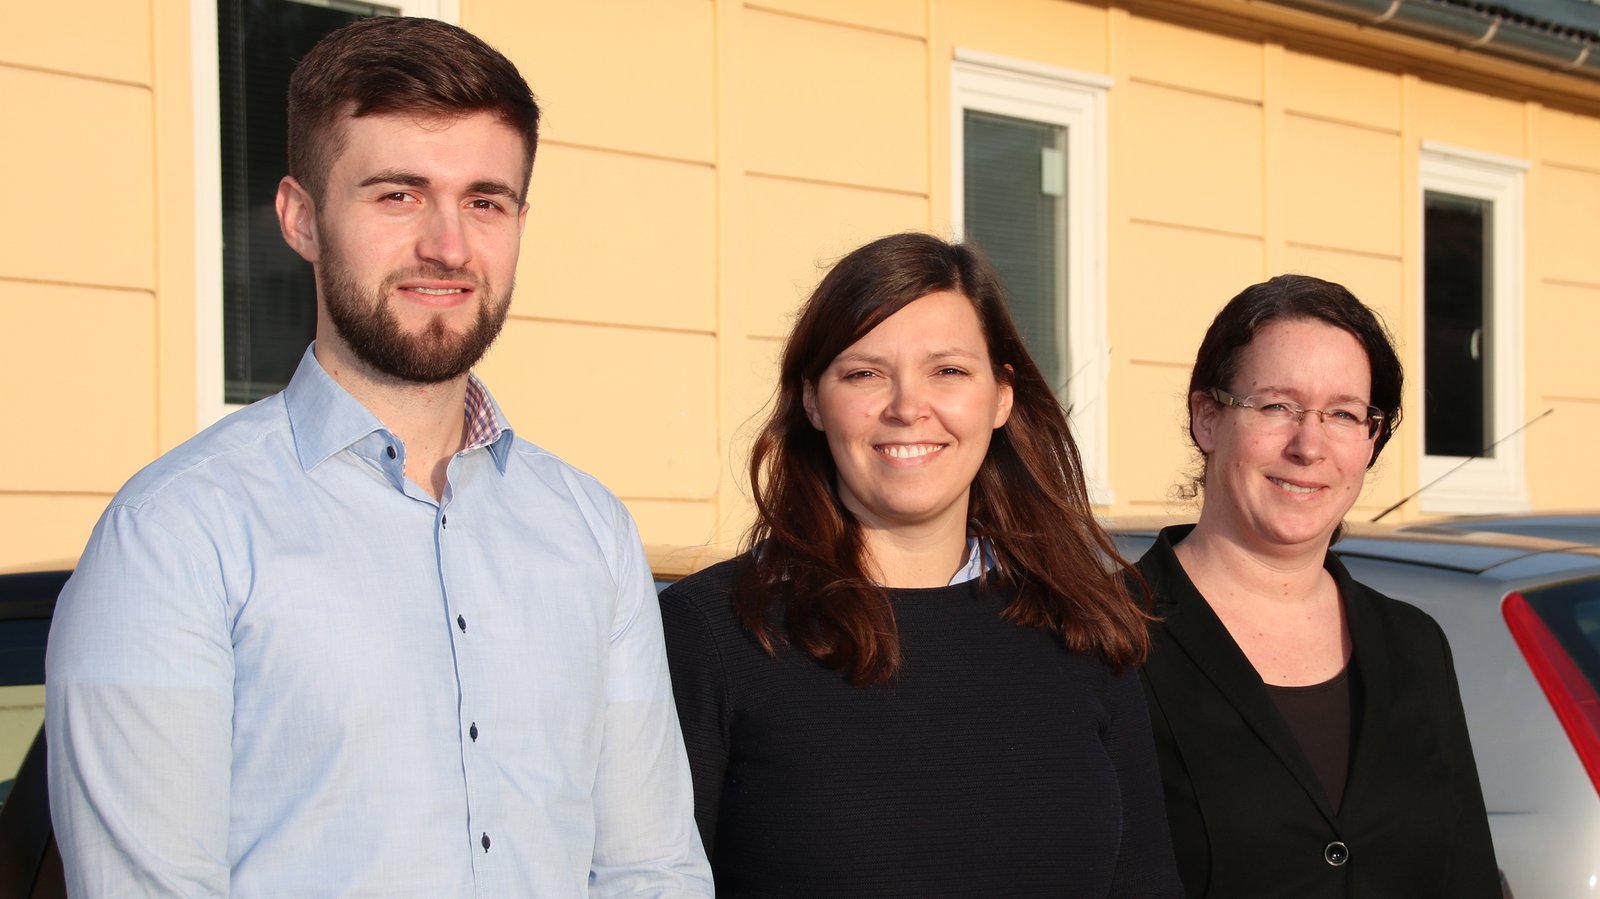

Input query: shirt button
[470,722,479,741]
[1324,841,1349,866]
[481,832,491,852]
[386,445,396,459]
[457,614,467,632]
[441,514,448,528]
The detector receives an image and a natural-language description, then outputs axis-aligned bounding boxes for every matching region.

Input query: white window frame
[191,0,454,428]
[1417,142,1529,514]
[951,49,1113,504]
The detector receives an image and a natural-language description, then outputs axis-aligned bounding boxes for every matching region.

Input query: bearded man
[45,17,711,897]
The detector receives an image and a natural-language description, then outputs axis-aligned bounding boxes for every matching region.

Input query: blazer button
[1324,841,1350,866]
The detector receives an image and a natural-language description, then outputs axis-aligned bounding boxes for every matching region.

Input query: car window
[1110,532,1158,562]
[0,571,65,805]
[0,686,43,801]
[1523,578,1600,687]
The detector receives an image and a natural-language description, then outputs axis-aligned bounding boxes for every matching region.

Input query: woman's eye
[842,370,876,380]
[1328,408,1363,422]
[1258,402,1294,415]
[936,367,968,377]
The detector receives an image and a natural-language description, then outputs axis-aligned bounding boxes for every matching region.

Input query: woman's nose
[1283,410,1329,463]
[883,379,928,424]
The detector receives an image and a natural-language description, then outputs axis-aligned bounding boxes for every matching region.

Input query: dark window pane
[1424,191,1493,458]
[963,110,1067,392]
[218,0,391,404]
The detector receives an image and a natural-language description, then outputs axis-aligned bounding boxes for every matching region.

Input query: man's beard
[319,243,512,384]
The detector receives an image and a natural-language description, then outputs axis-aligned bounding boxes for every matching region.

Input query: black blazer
[1137,525,1500,898]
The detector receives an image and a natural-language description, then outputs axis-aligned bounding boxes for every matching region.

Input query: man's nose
[417,206,471,271]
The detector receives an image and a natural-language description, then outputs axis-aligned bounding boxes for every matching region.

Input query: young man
[46,17,711,896]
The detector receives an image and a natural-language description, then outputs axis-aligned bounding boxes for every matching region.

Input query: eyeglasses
[1209,388,1383,441]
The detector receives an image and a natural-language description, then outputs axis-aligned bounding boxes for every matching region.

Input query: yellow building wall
[3,0,1599,570]
[1106,11,1600,522]
[0,2,197,568]
[1524,107,1600,505]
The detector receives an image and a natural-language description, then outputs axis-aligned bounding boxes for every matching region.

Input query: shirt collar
[284,345,516,474]
[948,536,994,585]
[463,372,516,472]
[462,374,503,452]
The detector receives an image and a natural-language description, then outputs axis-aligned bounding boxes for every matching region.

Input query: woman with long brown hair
[659,232,1180,897]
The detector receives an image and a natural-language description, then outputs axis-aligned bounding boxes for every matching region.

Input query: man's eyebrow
[358,170,430,189]
[468,180,524,204]
[357,171,522,205]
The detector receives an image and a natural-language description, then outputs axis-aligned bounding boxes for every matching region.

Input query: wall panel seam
[540,139,715,170]
[1283,108,1401,135]
[1127,218,1264,240]
[742,4,925,41]
[1127,75,1262,106]
[0,61,150,90]
[744,169,929,198]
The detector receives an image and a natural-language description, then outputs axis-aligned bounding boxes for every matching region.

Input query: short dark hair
[1187,273,1405,469]
[741,232,1151,685]
[287,16,541,204]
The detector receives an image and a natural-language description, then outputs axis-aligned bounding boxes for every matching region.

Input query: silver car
[1418,511,1600,546]
[1111,519,1600,899]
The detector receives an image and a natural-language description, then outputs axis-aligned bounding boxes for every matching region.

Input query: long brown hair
[741,232,1150,685]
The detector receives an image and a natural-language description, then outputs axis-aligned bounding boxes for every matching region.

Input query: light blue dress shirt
[948,537,991,585]
[46,347,712,898]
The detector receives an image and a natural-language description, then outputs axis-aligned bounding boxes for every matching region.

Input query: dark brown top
[1265,662,1361,812]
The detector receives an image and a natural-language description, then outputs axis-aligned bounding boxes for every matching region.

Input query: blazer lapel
[1327,553,1391,811]
[1143,525,1342,825]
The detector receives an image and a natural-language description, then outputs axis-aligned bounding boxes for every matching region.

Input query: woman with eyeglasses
[1137,274,1499,898]
[660,233,1181,897]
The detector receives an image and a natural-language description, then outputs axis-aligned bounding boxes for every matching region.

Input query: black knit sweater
[659,554,1182,898]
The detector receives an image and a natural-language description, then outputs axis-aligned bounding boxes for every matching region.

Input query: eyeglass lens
[1221,390,1380,440]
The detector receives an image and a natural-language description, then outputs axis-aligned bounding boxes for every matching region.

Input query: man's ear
[276,176,321,264]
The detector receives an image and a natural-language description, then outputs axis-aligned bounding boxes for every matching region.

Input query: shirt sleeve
[45,503,235,898]
[1104,665,1186,898]
[656,577,733,859]
[586,506,714,898]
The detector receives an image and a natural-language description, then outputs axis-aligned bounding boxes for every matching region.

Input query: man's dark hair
[287,16,541,204]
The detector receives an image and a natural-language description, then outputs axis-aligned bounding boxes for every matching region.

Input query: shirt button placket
[457,596,482,877]
[440,506,488,879]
